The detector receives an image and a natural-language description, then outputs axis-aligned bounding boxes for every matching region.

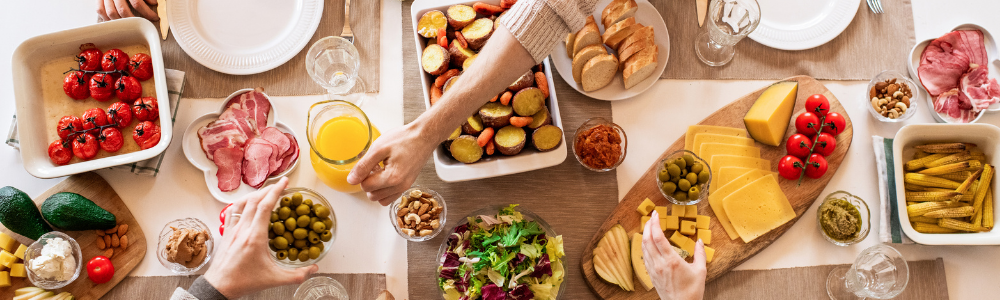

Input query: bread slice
[697,0,709,27]
[573,16,601,56]
[602,18,641,49]
[618,39,654,71]
[601,0,638,29]
[623,46,658,89]
[565,32,577,58]
[573,44,607,83]
[581,54,619,92]
[617,26,654,53]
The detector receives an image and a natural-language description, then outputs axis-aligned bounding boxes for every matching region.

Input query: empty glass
[306,36,366,103]
[695,0,761,66]
[293,277,349,300]
[827,244,910,300]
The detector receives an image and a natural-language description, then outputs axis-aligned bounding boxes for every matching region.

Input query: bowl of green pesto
[817,191,870,246]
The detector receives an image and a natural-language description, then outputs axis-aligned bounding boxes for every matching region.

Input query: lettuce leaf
[546,235,565,260]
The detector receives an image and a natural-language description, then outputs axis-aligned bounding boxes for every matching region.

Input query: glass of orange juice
[307,100,381,193]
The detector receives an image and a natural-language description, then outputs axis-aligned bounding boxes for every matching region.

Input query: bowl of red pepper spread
[573,117,627,172]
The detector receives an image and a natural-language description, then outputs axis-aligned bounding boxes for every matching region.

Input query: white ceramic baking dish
[12,18,172,179]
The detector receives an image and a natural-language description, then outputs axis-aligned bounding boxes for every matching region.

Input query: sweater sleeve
[170,276,229,300]
[498,0,600,63]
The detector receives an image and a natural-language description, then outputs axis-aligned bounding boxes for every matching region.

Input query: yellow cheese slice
[718,167,755,185]
[699,143,760,161]
[723,175,796,243]
[709,155,771,197]
[708,169,770,240]
[744,81,798,146]
[692,133,755,157]
[684,125,748,152]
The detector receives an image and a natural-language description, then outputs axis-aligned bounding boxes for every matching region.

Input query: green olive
[686,173,698,185]
[315,242,326,251]
[678,179,691,192]
[322,218,334,231]
[683,154,694,167]
[282,232,294,243]
[675,157,687,169]
[309,247,321,259]
[310,217,319,225]
[278,207,291,220]
[312,222,326,233]
[297,250,310,262]
[680,168,688,178]
[285,218,297,230]
[272,222,286,235]
[276,250,288,260]
[291,192,303,206]
[309,231,320,244]
[270,212,279,222]
[667,164,681,177]
[698,169,710,184]
[268,231,276,239]
[661,181,677,194]
[303,199,313,207]
[321,230,333,242]
[688,187,699,200]
[315,205,330,218]
[288,248,299,260]
[673,191,688,202]
[691,163,703,174]
[280,197,292,207]
[273,236,289,250]
[294,239,308,249]
[658,169,670,182]
[295,204,310,216]
[268,240,278,251]
[297,215,311,228]
[293,228,308,240]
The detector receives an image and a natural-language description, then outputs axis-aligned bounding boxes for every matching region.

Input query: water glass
[694,0,761,66]
[294,277,349,300]
[306,36,364,100]
[827,244,910,299]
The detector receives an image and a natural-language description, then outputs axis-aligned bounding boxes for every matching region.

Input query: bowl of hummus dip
[157,218,214,275]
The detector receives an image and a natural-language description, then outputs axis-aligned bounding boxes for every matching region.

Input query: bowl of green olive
[268,188,336,268]
[656,150,711,205]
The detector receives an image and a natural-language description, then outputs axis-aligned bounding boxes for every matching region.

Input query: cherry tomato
[76,43,103,72]
[98,127,124,152]
[86,256,115,284]
[114,76,142,101]
[89,73,115,101]
[106,102,133,129]
[813,133,837,157]
[133,121,161,150]
[132,97,159,122]
[778,155,804,180]
[72,133,98,160]
[805,153,829,179]
[220,203,233,223]
[805,94,830,117]
[785,133,813,158]
[101,49,129,72]
[47,140,73,166]
[63,71,90,100]
[822,112,847,136]
[127,53,154,81]
[57,116,83,140]
[82,108,109,131]
[795,112,822,136]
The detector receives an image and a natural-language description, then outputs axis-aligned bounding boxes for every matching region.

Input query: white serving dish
[12,18,172,179]
[749,0,859,51]
[411,0,567,182]
[549,0,670,101]
[181,89,298,203]
[907,24,1000,123]
[893,123,1000,245]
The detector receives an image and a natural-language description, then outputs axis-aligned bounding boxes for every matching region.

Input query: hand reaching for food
[346,122,440,206]
[96,0,160,22]
[642,211,707,300]
[203,178,319,299]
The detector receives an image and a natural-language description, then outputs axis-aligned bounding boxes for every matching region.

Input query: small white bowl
[25,232,82,289]
[907,24,1000,123]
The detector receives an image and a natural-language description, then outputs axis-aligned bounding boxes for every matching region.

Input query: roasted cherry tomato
[101,48,129,72]
[114,76,142,101]
[82,108,109,130]
[89,73,115,101]
[805,153,829,179]
[805,94,830,117]
[133,121,161,150]
[47,140,73,165]
[132,97,159,122]
[785,133,813,158]
[813,133,837,157]
[778,155,804,180]
[63,71,90,100]
[795,112,822,136]
[57,115,83,140]
[76,43,103,72]
[822,112,847,136]
[72,133,98,160]
[87,256,115,284]
[106,101,133,129]
[127,53,153,81]
[98,127,124,152]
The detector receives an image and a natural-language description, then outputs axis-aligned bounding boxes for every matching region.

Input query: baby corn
[924,151,973,168]
[939,171,974,182]
[904,191,962,202]
[913,222,960,233]
[938,218,985,232]
[915,143,975,154]
[955,169,984,195]
[924,206,975,218]
[909,216,941,224]
[984,188,994,229]
[905,153,948,171]
[907,202,952,217]
[905,173,962,189]
[917,161,982,175]
[972,165,994,227]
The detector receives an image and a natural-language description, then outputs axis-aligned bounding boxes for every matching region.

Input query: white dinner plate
[748,0,859,51]
[168,0,324,75]
[550,0,670,101]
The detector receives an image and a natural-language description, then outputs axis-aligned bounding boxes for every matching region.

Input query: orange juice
[310,116,380,193]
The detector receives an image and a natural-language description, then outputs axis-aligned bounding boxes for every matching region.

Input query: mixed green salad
[439,205,565,300]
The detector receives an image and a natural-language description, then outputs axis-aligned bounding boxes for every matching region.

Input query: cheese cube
[637,198,656,216]
[723,175,796,243]
[0,251,15,267]
[654,206,668,217]
[641,216,651,232]
[0,233,16,252]
[671,204,685,216]
[0,272,8,287]
[681,238,696,255]
[696,215,711,229]
[704,246,716,263]
[680,220,697,235]
[662,215,680,230]
[685,205,698,218]
[13,244,26,260]
[698,229,712,245]
[685,125,748,152]
[9,263,25,277]
[743,81,798,146]
[669,231,693,250]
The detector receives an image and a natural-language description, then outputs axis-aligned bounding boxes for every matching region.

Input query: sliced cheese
[709,169,771,240]
[744,81,798,146]
[723,175,796,243]
[718,167,755,186]
[692,133,755,157]
[710,155,771,181]
[684,125,748,152]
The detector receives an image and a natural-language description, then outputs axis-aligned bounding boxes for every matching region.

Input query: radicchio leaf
[531,254,552,278]
[509,284,535,300]
[439,267,458,280]
[481,283,508,300]
[512,253,528,267]
[442,252,461,268]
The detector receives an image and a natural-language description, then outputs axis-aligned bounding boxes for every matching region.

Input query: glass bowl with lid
[572,117,627,172]
[268,188,336,268]
[817,191,870,246]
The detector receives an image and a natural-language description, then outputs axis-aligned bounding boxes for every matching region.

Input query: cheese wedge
[692,133,755,157]
[684,125,748,152]
[709,169,770,239]
[723,175,796,243]
[744,81,799,146]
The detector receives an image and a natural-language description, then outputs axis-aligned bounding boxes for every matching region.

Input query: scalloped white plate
[167,0,324,75]
[748,0,859,51]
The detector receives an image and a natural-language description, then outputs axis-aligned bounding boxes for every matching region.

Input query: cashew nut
[887,110,900,119]
[419,230,434,236]
[871,97,881,111]
[895,102,908,112]
[405,213,421,225]
[877,98,889,107]
[892,90,904,99]
[430,219,440,229]
[409,190,423,198]
[399,196,410,208]
[401,228,415,237]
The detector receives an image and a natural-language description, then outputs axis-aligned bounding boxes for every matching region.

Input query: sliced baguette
[623,46,658,89]
[572,44,607,83]
[618,38,655,71]
[601,0,638,29]
[604,22,643,50]
[565,32,577,58]
[581,54,619,92]
[697,0,709,27]
[573,16,601,56]
[617,26,654,53]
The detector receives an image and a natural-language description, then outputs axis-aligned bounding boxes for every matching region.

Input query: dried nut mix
[870,78,912,119]
[395,189,443,237]
[94,223,129,257]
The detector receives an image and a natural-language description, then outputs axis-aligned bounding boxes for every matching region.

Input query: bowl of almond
[389,187,446,242]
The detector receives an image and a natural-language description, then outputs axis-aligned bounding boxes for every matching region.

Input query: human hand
[204,178,318,299]
[96,0,160,22]
[642,211,707,300]
[346,122,438,205]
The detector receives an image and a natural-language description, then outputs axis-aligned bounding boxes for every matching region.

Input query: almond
[104,248,114,259]
[104,235,112,246]
[118,224,129,235]
[96,230,106,237]
[96,238,107,250]
[120,235,129,249]
[105,225,118,234]
[111,234,120,248]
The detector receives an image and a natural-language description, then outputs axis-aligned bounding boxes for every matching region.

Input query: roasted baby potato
[532,125,563,152]
[462,115,485,135]
[508,71,535,92]
[461,18,495,50]
[480,102,514,128]
[421,44,450,75]
[512,87,545,116]
[448,40,476,68]
[449,135,483,163]
[417,10,447,38]
[495,126,526,155]
[446,5,477,29]
[527,107,552,129]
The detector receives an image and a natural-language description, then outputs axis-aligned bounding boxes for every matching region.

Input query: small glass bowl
[817,191,870,246]
[390,186,447,242]
[572,117,628,172]
[656,150,711,205]
[25,231,82,289]
[269,188,336,268]
[293,276,349,300]
[157,218,214,275]
[866,70,920,122]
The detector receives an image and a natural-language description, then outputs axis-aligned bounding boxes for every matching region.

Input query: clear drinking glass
[293,277,349,300]
[827,244,910,300]
[307,100,381,193]
[306,36,365,103]
[695,0,761,66]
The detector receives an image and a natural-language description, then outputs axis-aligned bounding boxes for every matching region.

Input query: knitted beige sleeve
[498,0,599,63]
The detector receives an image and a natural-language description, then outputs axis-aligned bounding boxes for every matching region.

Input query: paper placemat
[651,0,916,80]
[103,273,385,299]
[157,0,381,97]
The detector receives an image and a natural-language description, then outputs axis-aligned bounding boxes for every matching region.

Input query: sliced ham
[260,127,291,155]
[197,119,248,161]
[960,64,1000,111]
[247,138,282,176]
[276,133,299,174]
[919,31,972,96]
[226,90,272,133]
[934,88,979,123]
[219,104,258,137]
[242,142,273,189]
[214,147,244,192]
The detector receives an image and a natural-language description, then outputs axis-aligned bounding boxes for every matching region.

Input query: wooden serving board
[0,172,146,299]
[580,76,854,299]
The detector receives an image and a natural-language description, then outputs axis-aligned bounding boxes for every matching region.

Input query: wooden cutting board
[0,172,146,299]
[580,76,854,299]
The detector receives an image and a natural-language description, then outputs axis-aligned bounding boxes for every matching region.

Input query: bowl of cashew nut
[390,186,447,242]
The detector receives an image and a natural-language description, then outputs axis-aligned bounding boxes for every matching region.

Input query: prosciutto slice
[960,64,1000,111]
[226,90,271,133]
[934,88,979,123]
[919,31,973,96]
[242,142,274,189]
[197,119,248,161]
[219,104,258,137]
[214,147,244,192]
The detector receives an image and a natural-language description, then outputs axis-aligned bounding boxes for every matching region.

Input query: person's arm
[169,277,228,300]
[642,211,707,300]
